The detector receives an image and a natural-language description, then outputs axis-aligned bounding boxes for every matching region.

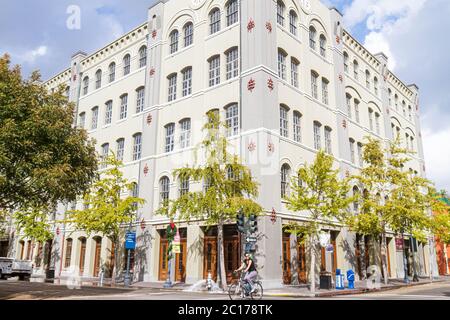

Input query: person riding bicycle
[234,253,257,294]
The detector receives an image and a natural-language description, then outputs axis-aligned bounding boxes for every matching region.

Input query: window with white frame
[165,123,175,153]
[405,133,410,150]
[395,94,399,110]
[293,111,302,143]
[225,104,239,137]
[180,119,191,149]
[289,10,297,35]
[410,136,414,151]
[79,112,86,129]
[353,60,359,80]
[368,108,374,131]
[179,177,189,196]
[344,52,349,73]
[375,112,380,134]
[91,106,98,130]
[120,94,128,120]
[309,26,316,50]
[319,35,326,57]
[95,69,102,89]
[209,56,220,87]
[101,143,109,168]
[278,49,287,80]
[182,68,192,97]
[160,177,170,204]
[168,74,177,101]
[354,99,360,123]
[322,78,329,105]
[346,94,352,118]
[226,48,239,80]
[277,1,285,26]
[136,87,145,113]
[109,62,116,83]
[311,71,318,99]
[280,163,290,198]
[170,30,179,54]
[133,133,142,161]
[226,0,238,26]
[357,142,363,167]
[388,88,392,106]
[82,76,89,95]
[184,23,194,47]
[116,138,125,161]
[349,138,355,164]
[402,101,406,117]
[210,9,221,34]
[313,121,322,150]
[139,46,147,68]
[291,58,299,88]
[324,126,332,154]
[365,70,371,89]
[105,100,113,125]
[280,105,289,138]
[123,54,131,76]
[408,106,412,121]
[374,77,378,95]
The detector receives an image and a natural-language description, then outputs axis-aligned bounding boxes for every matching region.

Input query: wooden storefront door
[79,238,86,275]
[175,239,187,283]
[203,237,217,282]
[297,243,307,283]
[282,234,291,284]
[159,239,169,281]
[93,238,102,277]
[224,235,240,284]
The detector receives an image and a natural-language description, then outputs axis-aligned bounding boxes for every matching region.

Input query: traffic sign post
[124,232,136,287]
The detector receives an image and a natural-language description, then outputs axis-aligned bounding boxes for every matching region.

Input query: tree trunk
[217,221,228,291]
[310,234,316,293]
[381,232,389,285]
[111,239,119,285]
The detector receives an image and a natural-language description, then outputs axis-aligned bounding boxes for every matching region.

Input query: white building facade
[11,0,439,287]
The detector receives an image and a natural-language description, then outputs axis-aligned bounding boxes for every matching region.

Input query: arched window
[101,143,109,168]
[321,77,329,105]
[289,10,298,35]
[277,49,287,80]
[132,133,142,161]
[123,54,131,76]
[159,176,170,204]
[179,118,191,148]
[82,76,89,95]
[280,105,289,138]
[353,60,359,80]
[78,112,86,129]
[95,69,102,89]
[343,52,349,73]
[324,126,332,154]
[375,112,381,134]
[293,111,302,143]
[209,8,221,34]
[408,105,412,121]
[136,86,145,113]
[116,138,125,161]
[346,94,352,118]
[277,1,285,26]
[388,88,392,106]
[291,57,299,87]
[353,186,360,213]
[91,106,99,130]
[313,121,322,150]
[109,62,116,83]
[120,93,128,120]
[349,138,355,164]
[139,46,147,68]
[280,163,291,198]
[354,99,360,123]
[309,26,317,50]
[208,55,220,87]
[179,176,189,196]
[168,73,177,101]
[226,47,239,80]
[311,71,319,99]
[374,77,378,95]
[319,35,326,57]
[169,30,179,54]
[226,0,239,26]
[225,103,239,137]
[165,123,175,153]
[357,142,363,166]
[183,22,194,47]
[368,108,374,131]
[394,94,399,110]
[64,239,73,268]
[365,70,371,89]
[182,67,192,97]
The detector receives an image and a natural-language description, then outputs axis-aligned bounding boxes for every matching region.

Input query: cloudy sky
[1,0,449,191]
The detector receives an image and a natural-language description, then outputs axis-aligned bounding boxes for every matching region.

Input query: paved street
[0,279,449,300]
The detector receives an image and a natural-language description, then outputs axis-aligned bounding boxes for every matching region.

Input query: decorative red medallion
[342,120,347,128]
[247,78,256,92]
[339,74,343,82]
[271,208,277,224]
[140,218,146,231]
[267,78,274,91]
[247,18,255,32]
[143,164,149,176]
[149,68,155,76]
[152,30,157,39]
[268,142,275,153]
[56,227,60,236]
[266,22,272,33]
[147,114,153,125]
[336,35,341,44]
[248,141,256,152]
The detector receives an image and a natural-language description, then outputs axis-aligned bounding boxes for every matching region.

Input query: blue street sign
[125,232,136,250]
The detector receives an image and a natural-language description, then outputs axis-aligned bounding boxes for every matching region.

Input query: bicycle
[228,271,263,300]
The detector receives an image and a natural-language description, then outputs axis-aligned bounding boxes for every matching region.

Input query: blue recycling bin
[335,269,344,290]
[347,270,355,289]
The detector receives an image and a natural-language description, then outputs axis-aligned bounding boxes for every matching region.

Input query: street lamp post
[402,232,410,284]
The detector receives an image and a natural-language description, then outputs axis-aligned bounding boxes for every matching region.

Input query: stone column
[186,225,204,284]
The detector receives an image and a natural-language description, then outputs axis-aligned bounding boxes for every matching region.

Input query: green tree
[13,205,54,243]
[0,54,97,212]
[284,150,353,293]
[66,155,145,283]
[158,111,262,290]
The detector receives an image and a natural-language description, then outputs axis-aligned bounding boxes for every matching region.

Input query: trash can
[347,269,355,289]
[335,269,344,290]
[319,272,332,290]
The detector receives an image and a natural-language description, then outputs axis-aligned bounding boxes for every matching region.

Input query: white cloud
[20,45,48,64]
[422,127,450,192]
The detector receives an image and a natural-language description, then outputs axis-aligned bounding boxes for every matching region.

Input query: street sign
[246,237,257,243]
[125,232,136,250]
[172,243,181,254]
